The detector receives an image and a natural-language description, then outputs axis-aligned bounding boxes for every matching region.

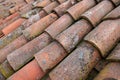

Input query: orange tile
[35,41,67,72]
[2,18,25,35]
[7,60,45,80]
[7,32,52,71]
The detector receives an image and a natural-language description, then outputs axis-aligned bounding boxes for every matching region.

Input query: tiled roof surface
[0,0,120,80]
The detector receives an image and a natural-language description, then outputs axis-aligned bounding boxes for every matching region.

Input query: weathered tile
[104,5,120,20]
[2,18,25,35]
[95,59,109,71]
[34,0,52,8]
[56,19,92,53]
[45,13,73,38]
[53,0,77,17]
[0,27,23,49]
[84,19,120,57]
[81,0,114,27]
[67,0,96,20]
[49,42,100,80]
[21,10,48,29]
[111,0,120,6]
[7,60,45,80]
[107,43,120,61]
[23,13,58,40]
[94,62,120,80]
[7,32,52,71]
[43,1,59,14]
[0,35,28,64]
[0,60,14,78]
[35,41,67,72]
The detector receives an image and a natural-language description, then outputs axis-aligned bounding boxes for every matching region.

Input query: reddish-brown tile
[21,10,48,29]
[53,0,77,17]
[111,0,120,6]
[23,13,58,40]
[9,3,26,14]
[0,12,20,30]
[56,19,92,53]
[35,41,67,72]
[43,1,59,14]
[34,0,52,8]
[95,59,109,72]
[84,19,120,57]
[19,4,33,14]
[107,43,120,61]
[45,13,73,38]
[0,35,28,64]
[2,18,25,35]
[0,27,23,49]
[81,0,114,27]
[7,32,52,71]
[67,0,96,20]
[25,0,35,3]
[104,5,120,20]
[94,62,120,80]
[49,42,100,80]
[0,60,14,78]
[57,0,67,4]
[7,59,45,80]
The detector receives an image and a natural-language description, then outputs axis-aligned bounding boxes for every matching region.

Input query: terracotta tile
[25,0,35,3]
[56,19,92,53]
[7,59,45,80]
[21,8,41,19]
[19,4,33,15]
[45,13,73,38]
[84,19,120,57]
[67,0,96,20]
[7,32,52,71]
[0,27,23,49]
[107,43,120,61]
[35,41,67,72]
[2,12,19,25]
[0,72,6,80]
[111,0,120,6]
[0,31,4,38]
[57,0,67,4]
[86,69,98,80]
[81,0,114,27]
[9,3,26,14]
[104,5,120,20]
[49,42,101,80]
[0,5,10,19]
[22,10,48,29]
[0,35,28,64]
[0,12,20,30]
[0,60,14,78]
[23,13,58,40]
[53,0,77,17]
[34,0,52,8]
[95,59,109,71]
[2,18,25,35]
[94,62,120,80]
[43,1,59,14]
